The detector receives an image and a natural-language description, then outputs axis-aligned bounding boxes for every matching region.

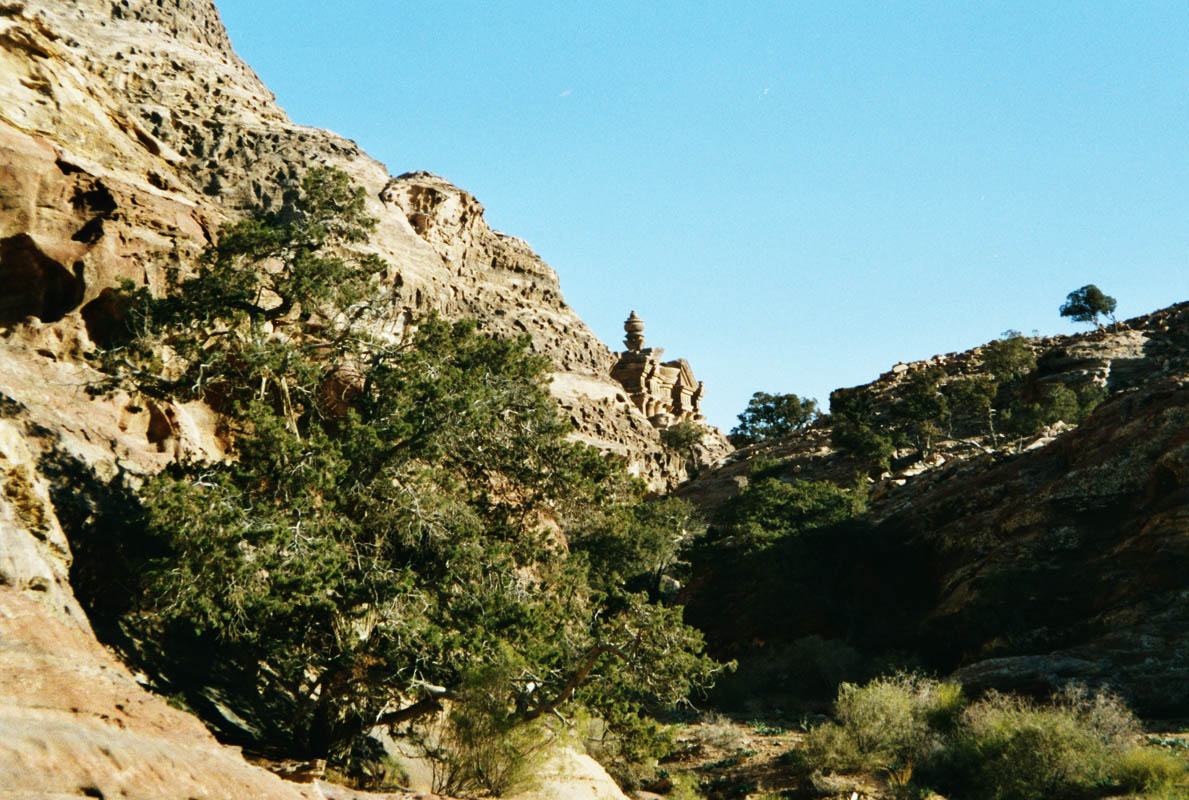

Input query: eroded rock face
[681,307,1189,713]
[0,0,720,794]
[0,0,728,490]
[886,375,1189,713]
[681,303,1189,514]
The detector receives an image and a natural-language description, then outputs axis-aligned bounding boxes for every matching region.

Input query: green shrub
[661,420,704,455]
[947,686,1138,800]
[805,718,865,771]
[668,771,707,800]
[806,673,964,773]
[1113,745,1185,795]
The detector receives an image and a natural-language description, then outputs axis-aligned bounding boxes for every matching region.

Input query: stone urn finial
[624,310,646,352]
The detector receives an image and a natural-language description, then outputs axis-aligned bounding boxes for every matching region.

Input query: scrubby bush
[1113,745,1186,795]
[806,673,964,773]
[661,420,704,453]
[945,686,1137,800]
[419,686,550,797]
[799,676,1160,800]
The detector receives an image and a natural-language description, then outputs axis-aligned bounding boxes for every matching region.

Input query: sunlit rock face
[0,0,728,489]
[0,0,730,795]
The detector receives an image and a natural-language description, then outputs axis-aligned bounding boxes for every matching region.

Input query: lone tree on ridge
[1060,284,1117,328]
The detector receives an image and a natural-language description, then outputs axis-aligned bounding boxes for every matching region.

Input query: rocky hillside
[0,0,725,796]
[0,0,729,490]
[681,303,1189,716]
[682,302,1189,512]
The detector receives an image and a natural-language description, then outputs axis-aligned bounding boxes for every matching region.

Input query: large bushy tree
[729,391,819,446]
[94,168,719,767]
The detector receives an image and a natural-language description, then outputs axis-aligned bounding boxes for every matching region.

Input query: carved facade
[610,311,706,428]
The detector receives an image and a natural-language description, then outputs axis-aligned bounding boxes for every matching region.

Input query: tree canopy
[93,168,720,774]
[729,391,819,446]
[1060,284,1117,328]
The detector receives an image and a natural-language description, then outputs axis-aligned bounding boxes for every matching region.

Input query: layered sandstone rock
[0,0,728,490]
[0,0,728,794]
[0,405,436,799]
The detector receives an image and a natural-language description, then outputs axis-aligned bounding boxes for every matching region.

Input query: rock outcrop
[0,405,436,799]
[681,303,1189,514]
[0,0,730,795]
[0,0,728,490]
[681,304,1189,714]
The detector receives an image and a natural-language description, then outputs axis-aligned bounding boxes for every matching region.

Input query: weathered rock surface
[0,0,724,795]
[0,0,728,490]
[0,409,438,799]
[680,303,1189,514]
[505,747,629,800]
[892,374,1189,712]
[682,305,1189,714]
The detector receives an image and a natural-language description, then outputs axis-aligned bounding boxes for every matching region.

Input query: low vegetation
[800,675,1186,800]
[828,328,1106,473]
[651,677,1186,800]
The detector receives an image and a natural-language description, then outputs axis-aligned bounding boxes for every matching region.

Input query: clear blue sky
[216,1,1188,430]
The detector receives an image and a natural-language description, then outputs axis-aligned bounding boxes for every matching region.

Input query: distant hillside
[679,301,1189,715]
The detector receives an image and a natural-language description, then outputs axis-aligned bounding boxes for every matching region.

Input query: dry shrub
[689,712,747,753]
[806,673,964,772]
[1113,746,1186,796]
[419,700,549,797]
[949,685,1138,800]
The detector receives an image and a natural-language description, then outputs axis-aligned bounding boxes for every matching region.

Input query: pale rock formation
[0,0,728,794]
[0,0,729,491]
[610,311,706,427]
[505,746,630,800]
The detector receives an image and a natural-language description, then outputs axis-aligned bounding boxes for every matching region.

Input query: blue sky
[216,1,1188,430]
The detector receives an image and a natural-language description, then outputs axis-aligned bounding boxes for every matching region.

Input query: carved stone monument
[610,311,706,428]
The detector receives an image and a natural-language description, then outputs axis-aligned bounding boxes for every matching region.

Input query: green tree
[828,388,895,474]
[729,391,819,446]
[980,330,1036,384]
[892,366,949,452]
[95,168,720,767]
[711,476,864,554]
[941,375,997,440]
[659,420,704,473]
[1060,284,1117,328]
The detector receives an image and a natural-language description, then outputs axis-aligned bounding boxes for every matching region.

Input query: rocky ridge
[681,302,1189,513]
[681,303,1189,714]
[0,0,729,491]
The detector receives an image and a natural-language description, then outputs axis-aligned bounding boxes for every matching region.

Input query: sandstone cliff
[0,0,728,491]
[0,0,727,795]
